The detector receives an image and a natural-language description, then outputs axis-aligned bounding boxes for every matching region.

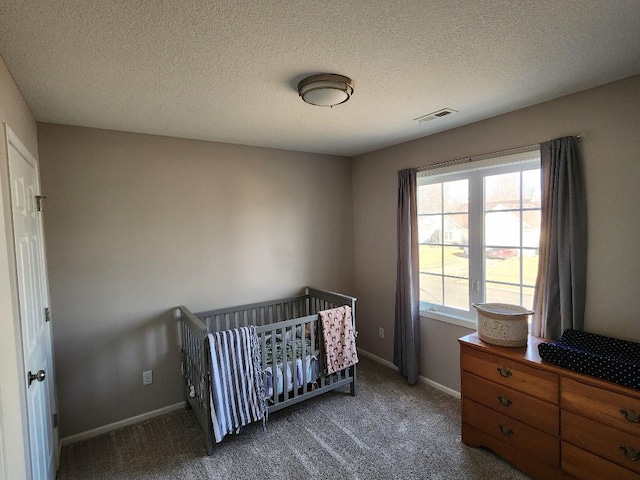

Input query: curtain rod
[415,134,583,173]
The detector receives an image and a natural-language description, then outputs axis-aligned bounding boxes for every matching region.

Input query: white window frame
[418,149,541,329]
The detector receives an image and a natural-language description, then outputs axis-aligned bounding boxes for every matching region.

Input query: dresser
[459,332,640,480]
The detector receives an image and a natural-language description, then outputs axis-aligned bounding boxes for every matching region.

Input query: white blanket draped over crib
[207,327,267,443]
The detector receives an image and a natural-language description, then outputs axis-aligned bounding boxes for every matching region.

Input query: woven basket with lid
[473,303,534,347]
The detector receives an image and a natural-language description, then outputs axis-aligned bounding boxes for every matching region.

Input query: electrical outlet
[143,370,153,386]
[378,327,384,339]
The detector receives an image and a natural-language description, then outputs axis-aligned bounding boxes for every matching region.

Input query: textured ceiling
[1,1,640,157]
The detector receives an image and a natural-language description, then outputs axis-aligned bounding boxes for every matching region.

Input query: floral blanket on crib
[260,335,319,398]
[319,306,358,375]
[261,336,315,366]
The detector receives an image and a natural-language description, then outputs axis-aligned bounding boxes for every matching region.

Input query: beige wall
[352,75,640,392]
[37,123,355,437]
[0,54,39,480]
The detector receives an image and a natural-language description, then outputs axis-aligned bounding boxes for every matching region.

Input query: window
[417,150,541,327]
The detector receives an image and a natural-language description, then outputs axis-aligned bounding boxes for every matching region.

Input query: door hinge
[35,195,47,212]
[45,307,51,323]
[53,413,59,428]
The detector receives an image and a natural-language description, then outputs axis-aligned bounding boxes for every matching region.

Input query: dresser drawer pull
[621,409,640,423]
[496,367,512,378]
[498,424,513,436]
[497,396,513,407]
[619,446,640,461]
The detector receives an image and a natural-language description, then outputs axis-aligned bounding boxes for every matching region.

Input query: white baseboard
[357,348,397,370]
[357,348,460,399]
[60,401,185,446]
[61,350,459,447]
[418,375,461,399]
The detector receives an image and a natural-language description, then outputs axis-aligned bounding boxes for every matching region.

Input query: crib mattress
[537,329,640,390]
[263,356,318,398]
[260,334,318,396]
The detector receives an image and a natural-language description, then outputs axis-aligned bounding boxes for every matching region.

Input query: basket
[472,303,533,347]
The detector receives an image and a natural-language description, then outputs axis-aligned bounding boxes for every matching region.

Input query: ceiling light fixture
[298,74,354,107]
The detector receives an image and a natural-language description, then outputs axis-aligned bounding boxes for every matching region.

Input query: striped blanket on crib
[207,327,267,443]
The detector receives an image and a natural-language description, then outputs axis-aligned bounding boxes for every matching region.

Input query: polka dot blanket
[538,329,639,390]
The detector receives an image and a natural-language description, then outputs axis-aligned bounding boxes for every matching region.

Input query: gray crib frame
[176,287,357,455]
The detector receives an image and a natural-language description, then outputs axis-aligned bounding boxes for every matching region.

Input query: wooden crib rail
[197,295,308,333]
[177,305,207,336]
[307,288,357,325]
[196,294,306,319]
[175,306,214,454]
[306,287,356,306]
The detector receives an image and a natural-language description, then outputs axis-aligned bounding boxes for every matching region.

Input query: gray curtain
[394,168,420,385]
[532,136,587,339]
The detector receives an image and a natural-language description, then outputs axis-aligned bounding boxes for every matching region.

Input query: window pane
[419,245,442,275]
[444,277,469,310]
[443,179,468,213]
[418,183,441,214]
[522,248,539,286]
[485,281,521,305]
[418,154,540,319]
[485,248,521,284]
[523,287,535,311]
[419,214,442,245]
[420,273,442,305]
[485,172,520,209]
[444,246,468,278]
[523,210,540,248]
[444,214,468,246]
[485,211,520,248]
[522,169,541,208]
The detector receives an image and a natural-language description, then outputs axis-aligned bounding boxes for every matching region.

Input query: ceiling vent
[414,108,458,123]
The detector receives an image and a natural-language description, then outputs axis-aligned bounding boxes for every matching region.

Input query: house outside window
[417,149,541,328]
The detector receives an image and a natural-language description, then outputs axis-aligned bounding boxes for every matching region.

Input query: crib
[176,287,357,454]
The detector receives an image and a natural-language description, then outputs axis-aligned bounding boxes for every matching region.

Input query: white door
[7,128,57,480]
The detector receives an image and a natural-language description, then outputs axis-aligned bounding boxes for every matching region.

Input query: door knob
[27,370,46,386]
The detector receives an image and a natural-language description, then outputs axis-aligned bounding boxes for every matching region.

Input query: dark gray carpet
[56,356,530,479]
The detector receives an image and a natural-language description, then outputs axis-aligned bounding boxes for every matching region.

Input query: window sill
[420,309,476,330]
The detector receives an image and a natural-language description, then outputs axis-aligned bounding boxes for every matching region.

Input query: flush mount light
[298,74,354,107]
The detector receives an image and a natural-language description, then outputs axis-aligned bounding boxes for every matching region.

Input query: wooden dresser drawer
[562,410,640,474]
[562,377,640,435]
[462,372,559,436]
[463,424,562,480]
[463,398,560,468]
[461,346,559,404]
[562,441,640,480]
